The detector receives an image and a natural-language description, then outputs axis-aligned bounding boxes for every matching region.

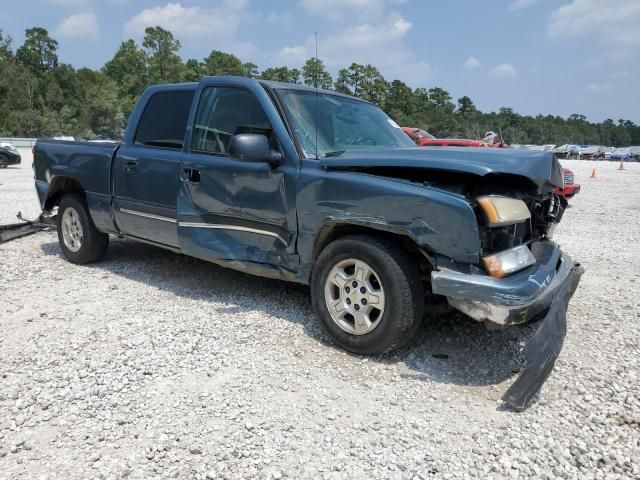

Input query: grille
[563,172,574,185]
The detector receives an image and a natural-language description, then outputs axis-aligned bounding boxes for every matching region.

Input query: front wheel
[311,235,424,355]
[57,194,109,264]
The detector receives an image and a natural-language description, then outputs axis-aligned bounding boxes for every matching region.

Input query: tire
[57,194,109,264]
[311,234,424,355]
[0,155,8,168]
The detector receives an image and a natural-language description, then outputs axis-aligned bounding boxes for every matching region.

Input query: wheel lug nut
[352,281,358,288]
[361,299,367,305]
[360,287,366,294]
[346,298,351,305]
[345,287,350,293]
[354,304,360,311]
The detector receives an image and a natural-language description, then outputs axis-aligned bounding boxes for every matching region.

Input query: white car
[579,145,605,160]
[603,147,615,160]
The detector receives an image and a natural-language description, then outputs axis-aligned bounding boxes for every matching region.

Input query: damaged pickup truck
[33,77,583,409]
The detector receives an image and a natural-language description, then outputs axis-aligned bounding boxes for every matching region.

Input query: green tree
[0,30,12,64]
[260,66,301,84]
[334,63,388,105]
[243,62,259,78]
[103,39,149,115]
[428,87,454,113]
[182,58,205,82]
[335,63,365,95]
[457,96,477,115]
[142,26,183,84]
[302,57,332,89]
[16,27,58,72]
[385,80,414,119]
[204,50,246,76]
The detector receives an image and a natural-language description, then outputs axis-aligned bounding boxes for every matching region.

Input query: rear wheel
[311,235,424,355]
[57,194,109,264]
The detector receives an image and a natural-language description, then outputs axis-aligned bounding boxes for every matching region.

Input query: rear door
[177,80,299,270]
[113,88,195,247]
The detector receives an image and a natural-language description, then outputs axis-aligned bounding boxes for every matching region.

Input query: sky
[1,0,639,123]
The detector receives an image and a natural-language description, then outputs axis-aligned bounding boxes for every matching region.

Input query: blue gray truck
[33,77,583,409]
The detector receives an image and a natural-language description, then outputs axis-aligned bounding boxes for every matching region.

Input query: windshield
[277,89,415,158]
[415,129,436,140]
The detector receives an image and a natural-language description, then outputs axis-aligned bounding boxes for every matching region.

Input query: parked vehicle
[482,131,510,148]
[33,77,583,408]
[629,147,640,162]
[87,135,118,144]
[555,168,580,199]
[402,127,488,147]
[610,147,631,161]
[579,146,605,160]
[0,142,21,168]
[553,145,570,158]
[604,147,615,160]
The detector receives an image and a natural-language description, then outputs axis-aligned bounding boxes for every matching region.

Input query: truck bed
[34,139,121,234]
[34,139,119,202]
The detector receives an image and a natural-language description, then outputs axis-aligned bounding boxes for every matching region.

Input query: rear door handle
[181,168,200,183]
[124,160,138,173]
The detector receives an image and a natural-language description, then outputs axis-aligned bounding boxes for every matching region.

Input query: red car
[402,127,488,147]
[556,168,580,199]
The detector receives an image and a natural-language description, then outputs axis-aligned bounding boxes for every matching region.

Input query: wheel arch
[312,220,436,272]
[44,176,86,211]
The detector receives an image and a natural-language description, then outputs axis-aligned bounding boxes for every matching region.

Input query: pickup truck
[34,76,583,409]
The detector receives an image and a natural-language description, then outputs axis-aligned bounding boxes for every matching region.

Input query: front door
[177,84,298,270]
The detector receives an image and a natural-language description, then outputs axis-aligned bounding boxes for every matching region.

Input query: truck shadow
[40,237,535,389]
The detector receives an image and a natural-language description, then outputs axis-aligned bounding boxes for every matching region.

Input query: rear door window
[135,90,195,149]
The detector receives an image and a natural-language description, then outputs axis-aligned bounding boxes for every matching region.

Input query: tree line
[1,26,639,146]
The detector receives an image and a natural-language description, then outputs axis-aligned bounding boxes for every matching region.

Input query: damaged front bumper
[431,241,577,326]
[431,241,584,409]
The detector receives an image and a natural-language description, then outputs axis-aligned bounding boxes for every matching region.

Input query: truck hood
[319,147,564,191]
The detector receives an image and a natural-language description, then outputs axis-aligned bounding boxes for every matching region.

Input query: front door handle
[181,168,200,183]
[124,160,138,173]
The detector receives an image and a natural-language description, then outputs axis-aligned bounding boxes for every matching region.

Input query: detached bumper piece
[0,212,56,245]
[431,241,584,410]
[501,263,583,409]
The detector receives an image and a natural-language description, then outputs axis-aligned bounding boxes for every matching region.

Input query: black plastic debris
[502,263,584,411]
[0,212,56,245]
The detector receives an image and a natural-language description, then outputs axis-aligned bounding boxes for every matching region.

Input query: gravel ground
[1,150,638,480]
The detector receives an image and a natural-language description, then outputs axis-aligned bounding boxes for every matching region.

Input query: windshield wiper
[323,150,346,158]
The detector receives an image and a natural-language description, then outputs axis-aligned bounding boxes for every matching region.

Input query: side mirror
[228,134,283,166]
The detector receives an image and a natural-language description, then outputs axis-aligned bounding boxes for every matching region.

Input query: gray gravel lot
[1,150,638,479]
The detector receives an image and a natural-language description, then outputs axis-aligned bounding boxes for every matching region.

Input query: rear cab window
[135,90,195,150]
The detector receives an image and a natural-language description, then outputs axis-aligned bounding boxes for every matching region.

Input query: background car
[553,144,578,159]
[402,127,488,147]
[604,147,615,160]
[579,146,605,160]
[0,142,22,168]
[556,168,580,200]
[610,147,631,161]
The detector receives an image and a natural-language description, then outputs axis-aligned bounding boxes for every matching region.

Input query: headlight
[477,196,530,227]
[482,245,536,278]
